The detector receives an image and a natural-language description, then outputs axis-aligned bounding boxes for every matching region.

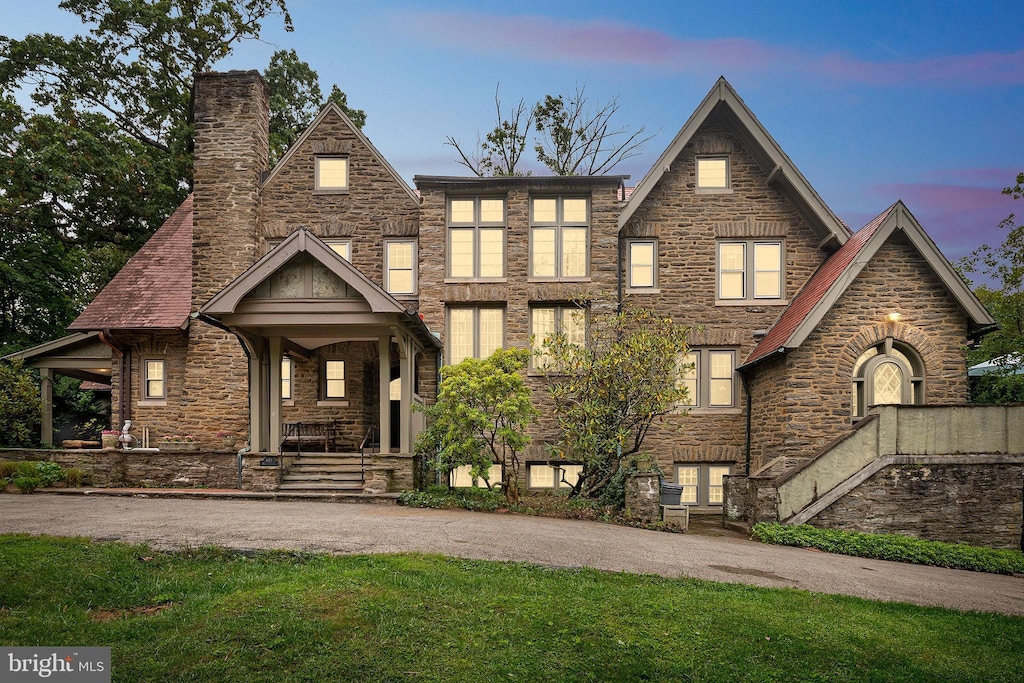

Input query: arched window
[852,339,924,418]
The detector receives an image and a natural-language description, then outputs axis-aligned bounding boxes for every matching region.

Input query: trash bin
[660,482,683,506]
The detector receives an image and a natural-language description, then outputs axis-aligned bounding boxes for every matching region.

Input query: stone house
[13,71,1012,525]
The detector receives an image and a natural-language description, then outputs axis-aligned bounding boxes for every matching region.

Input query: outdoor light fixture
[888,312,902,323]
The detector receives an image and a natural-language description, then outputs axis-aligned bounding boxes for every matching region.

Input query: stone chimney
[191,70,269,307]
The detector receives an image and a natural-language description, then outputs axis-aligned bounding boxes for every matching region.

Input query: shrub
[0,461,18,479]
[0,361,41,447]
[63,467,87,487]
[34,461,65,486]
[12,476,41,494]
[399,485,506,512]
[752,522,1024,575]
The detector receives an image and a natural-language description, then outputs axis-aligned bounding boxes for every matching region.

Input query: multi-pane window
[851,340,925,419]
[281,356,292,400]
[144,360,165,399]
[696,156,729,190]
[675,464,732,506]
[627,240,657,289]
[527,464,584,490]
[678,349,737,409]
[717,240,783,301]
[448,198,505,279]
[449,463,503,488]
[385,240,416,295]
[530,305,587,369]
[530,197,589,279]
[315,156,348,191]
[447,307,505,365]
[323,359,346,399]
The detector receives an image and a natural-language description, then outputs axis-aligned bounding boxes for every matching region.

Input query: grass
[1,536,1022,682]
[752,523,1024,575]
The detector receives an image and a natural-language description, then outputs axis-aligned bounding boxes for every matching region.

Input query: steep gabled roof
[69,196,193,331]
[201,228,411,316]
[741,201,996,369]
[620,77,851,248]
[263,102,420,206]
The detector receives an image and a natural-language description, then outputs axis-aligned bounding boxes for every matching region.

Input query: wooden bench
[280,421,331,454]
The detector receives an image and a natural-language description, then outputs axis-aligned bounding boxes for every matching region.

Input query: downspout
[616,228,624,313]
[98,330,129,426]
[191,311,252,490]
[740,372,752,476]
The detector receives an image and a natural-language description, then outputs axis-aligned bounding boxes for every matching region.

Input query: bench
[280,421,332,454]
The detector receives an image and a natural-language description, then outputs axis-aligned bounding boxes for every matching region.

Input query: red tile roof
[69,196,193,330]
[742,203,896,367]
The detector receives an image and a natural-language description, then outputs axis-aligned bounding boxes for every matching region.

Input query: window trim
[445,306,507,366]
[314,155,350,194]
[321,358,346,400]
[324,239,352,261]
[626,239,658,291]
[716,239,786,304]
[281,355,292,401]
[446,197,507,281]
[384,239,418,296]
[674,463,733,507]
[529,304,588,371]
[696,155,731,193]
[678,348,739,412]
[527,463,584,490]
[142,358,166,401]
[852,338,925,420]
[529,196,591,281]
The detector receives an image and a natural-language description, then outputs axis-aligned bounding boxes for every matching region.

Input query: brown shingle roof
[742,203,895,367]
[69,195,193,331]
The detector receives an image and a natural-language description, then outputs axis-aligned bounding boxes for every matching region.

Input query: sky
[3,0,1022,272]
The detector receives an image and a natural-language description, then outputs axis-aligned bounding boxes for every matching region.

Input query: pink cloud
[403,12,1024,87]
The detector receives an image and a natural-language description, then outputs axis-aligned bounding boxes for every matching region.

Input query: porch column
[39,368,53,446]
[399,334,414,454]
[246,336,267,453]
[378,334,391,453]
[268,336,283,452]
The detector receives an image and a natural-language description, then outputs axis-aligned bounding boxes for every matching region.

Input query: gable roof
[263,102,420,206]
[201,227,412,316]
[620,77,851,249]
[68,196,193,331]
[740,201,996,369]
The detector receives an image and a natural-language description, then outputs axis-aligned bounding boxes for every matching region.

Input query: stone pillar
[39,368,53,446]
[624,473,660,521]
[378,335,391,452]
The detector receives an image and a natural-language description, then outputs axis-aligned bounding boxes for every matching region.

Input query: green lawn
[1,535,1021,682]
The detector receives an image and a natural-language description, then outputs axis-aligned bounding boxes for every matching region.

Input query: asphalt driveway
[1,493,1021,616]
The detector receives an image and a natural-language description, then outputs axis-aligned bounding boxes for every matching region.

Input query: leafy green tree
[264,49,365,165]
[539,307,690,501]
[0,361,41,447]
[415,348,537,504]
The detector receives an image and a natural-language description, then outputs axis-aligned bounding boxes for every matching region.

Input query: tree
[958,173,1024,402]
[538,307,690,501]
[415,348,537,504]
[447,84,652,177]
[0,361,41,447]
[533,85,655,176]
[445,86,532,177]
[264,49,366,165]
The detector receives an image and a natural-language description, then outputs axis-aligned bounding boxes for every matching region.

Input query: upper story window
[627,239,658,290]
[447,306,505,365]
[385,240,417,295]
[315,156,349,193]
[678,349,737,410]
[717,240,784,303]
[448,198,506,280]
[852,339,924,419]
[696,156,730,191]
[530,304,587,370]
[143,359,165,400]
[325,239,351,261]
[530,197,589,279]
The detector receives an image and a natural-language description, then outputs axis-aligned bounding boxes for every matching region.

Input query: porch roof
[2,331,112,384]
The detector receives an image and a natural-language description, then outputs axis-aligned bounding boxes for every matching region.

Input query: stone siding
[811,463,1024,550]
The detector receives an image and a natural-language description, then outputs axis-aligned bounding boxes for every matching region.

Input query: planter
[158,441,201,452]
[101,434,119,449]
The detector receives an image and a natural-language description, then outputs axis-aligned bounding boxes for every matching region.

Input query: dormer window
[696,156,730,191]
[315,156,349,193]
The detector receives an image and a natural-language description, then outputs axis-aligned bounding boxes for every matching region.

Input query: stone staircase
[278,453,365,493]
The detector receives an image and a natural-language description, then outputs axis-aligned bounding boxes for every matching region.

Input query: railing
[358,426,376,483]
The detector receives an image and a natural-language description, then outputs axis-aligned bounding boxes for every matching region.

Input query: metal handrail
[358,426,376,483]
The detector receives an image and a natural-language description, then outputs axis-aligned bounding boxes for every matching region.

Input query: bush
[0,361,41,447]
[63,467,87,487]
[34,461,65,486]
[752,523,1024,575]
[0,461,18,479]
[399,485,506,512]
[12,476,40,494]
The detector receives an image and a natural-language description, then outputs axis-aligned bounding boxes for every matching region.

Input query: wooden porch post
[39,368,53,446]
[378,334,391,453]
[268,336,283,453]
[245,336,267,453]
[399,334,414,454]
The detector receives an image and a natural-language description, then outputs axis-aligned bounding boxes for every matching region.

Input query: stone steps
[280,453,366,492]
[277,481,366,492]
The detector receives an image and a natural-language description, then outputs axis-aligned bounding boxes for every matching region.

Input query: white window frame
[626,239,658,291]
[529,196,590,280]
[324,239,352,261]
[384,239,417,296]
[675,463,732,507]
[530,304,588,370]
[678,348,738,411]
[716,239,785,303]
[143,359,166,400]
[314,156,349,193]
[447,197,506,280]
[696,155,730,192]
[322,358,346,399]
[445,306,506,366]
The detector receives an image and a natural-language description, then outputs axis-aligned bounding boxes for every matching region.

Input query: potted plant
[216,430,238,450]
[101,429,119,449]
[158,435,200,452]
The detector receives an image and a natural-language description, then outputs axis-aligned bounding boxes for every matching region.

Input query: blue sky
[4,0,1022,268]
